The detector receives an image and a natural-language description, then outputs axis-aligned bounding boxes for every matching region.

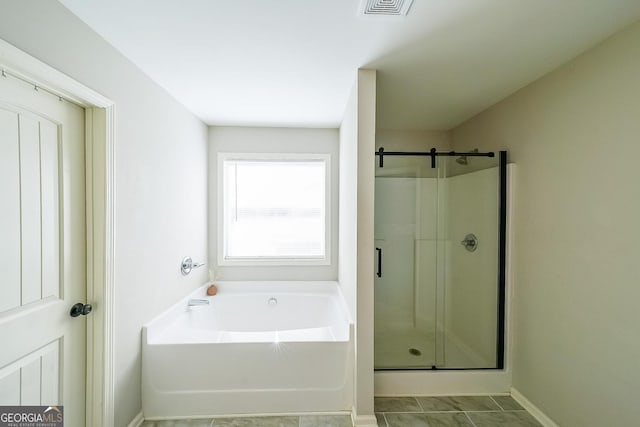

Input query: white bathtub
[142,281,354,419]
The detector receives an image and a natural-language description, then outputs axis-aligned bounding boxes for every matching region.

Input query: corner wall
[0,3,208,426]
[339,83,358,319]
[452,20,640,426]
[339,69,377,425]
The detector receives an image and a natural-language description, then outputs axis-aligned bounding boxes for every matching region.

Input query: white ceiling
[59,0,640,130]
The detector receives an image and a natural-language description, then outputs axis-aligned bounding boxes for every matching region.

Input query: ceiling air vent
[360,0,414,16]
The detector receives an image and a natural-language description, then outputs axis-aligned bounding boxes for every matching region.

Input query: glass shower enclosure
[374,149,506,370]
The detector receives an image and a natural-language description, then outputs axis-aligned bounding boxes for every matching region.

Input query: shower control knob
[461,233,478,252]
[70,303,93,317]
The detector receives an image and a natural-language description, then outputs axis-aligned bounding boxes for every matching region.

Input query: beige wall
[339,69,377,424]
[0,2,208,426]
[376,129,451,152]
[340,68,379,423]
[339,78,358,320]
[453,20,640,426]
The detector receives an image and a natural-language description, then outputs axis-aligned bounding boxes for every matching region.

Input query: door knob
[70,303,92,317]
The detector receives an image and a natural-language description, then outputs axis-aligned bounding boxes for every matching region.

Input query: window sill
[218,257,331,267]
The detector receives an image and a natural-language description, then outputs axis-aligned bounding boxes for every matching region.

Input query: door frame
[0,39,115,426]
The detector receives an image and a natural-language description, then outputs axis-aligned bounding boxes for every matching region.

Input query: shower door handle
[376,247,382,278]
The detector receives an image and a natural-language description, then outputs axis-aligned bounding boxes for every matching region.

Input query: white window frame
[217,152,331,266]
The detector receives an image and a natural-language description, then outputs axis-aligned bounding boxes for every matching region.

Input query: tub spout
[188,299,210,307]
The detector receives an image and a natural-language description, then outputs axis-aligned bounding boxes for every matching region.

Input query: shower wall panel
[414,178,439,335]
[374,178,418,330]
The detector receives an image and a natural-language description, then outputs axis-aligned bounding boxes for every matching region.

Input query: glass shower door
[438,154,501,369]
[374,156,439,369]
[373,150,505,370]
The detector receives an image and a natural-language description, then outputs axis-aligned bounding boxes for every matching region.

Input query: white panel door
[0,75,86,425]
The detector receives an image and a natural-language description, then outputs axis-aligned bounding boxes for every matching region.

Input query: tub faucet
[188,299,210,307]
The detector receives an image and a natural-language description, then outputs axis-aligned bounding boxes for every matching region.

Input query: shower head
[455,149,478,166]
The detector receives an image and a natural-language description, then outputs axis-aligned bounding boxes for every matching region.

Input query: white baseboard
[511,388,559,427]
[351,408,378,427]
[126,412,144,427]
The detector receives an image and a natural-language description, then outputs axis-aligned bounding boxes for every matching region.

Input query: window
[218,153,330,265]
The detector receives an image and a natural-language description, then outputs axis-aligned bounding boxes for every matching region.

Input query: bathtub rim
[143,280,353,346]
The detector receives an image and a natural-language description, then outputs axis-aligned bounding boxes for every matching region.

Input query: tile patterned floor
[375,396,542,427]
[142,414,352,427]
[141,395,541,427]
